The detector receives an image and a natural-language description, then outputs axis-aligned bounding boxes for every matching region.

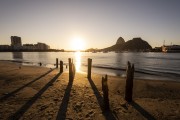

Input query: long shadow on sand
[130,101,156,120]
[0,69,19,74]
[0,69,54,101]
[8,72,62,120]
[56,78,73,120]
[88,78,117,120]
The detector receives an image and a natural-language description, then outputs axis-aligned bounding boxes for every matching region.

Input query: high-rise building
[11,36,22,50]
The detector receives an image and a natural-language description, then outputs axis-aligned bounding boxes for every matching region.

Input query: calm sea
[0,52,180,81]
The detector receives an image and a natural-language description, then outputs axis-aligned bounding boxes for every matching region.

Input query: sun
[71,37,85,51]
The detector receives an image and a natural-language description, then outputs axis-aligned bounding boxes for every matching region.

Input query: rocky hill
[116,37,125,45]
[102,37,152,52]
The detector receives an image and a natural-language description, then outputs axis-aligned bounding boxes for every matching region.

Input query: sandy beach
[0,61,180,120]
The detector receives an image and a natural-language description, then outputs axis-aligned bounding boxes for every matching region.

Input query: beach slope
[0,61,180,120]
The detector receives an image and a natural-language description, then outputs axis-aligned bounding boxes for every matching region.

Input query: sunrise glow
[71,37,85,51]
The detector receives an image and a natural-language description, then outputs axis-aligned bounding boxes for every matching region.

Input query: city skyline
[0,0,180,50]
[0,36,51,51]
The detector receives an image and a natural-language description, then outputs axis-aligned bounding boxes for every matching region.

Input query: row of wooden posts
[56,58,75,80]
[55,58,134,110]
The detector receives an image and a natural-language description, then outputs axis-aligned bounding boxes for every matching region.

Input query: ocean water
[0,52,180,81]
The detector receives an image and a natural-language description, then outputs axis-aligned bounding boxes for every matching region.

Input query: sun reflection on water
[75,51,82,72]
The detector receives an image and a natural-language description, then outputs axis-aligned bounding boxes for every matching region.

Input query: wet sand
[0,61,180,120]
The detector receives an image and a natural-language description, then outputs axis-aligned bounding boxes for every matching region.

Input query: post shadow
[130,101,156,120]
[0,69,19,74]
[8,72,62,120]
[56,78,73,120]
[87,78,117,120]
[0,69,54,101]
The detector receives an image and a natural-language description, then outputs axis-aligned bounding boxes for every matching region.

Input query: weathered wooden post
[56,58,58,68]
[60,60,63,73]
[125,61,134,102]
[68,58,72,81]
[72,59,73,64]
[87,58,92,79]
[72,63,76,79]
[70,58,73,79]
[102,75,109,110]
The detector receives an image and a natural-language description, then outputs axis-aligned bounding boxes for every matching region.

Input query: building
[22,43,50,51]
[22,44,36,50]
[22,42,50,51]
[11,36,22,50]
[162,45,180,53]
[152,47,162,52]
[35,42,50,50]
[0,45,11,51]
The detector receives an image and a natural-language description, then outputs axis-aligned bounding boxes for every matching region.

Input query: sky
[0,0,180,50]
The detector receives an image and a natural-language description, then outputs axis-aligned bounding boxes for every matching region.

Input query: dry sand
[0,61,180,120]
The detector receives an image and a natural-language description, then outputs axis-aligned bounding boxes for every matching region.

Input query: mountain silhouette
[116,37,125,45]
[102,37,152,52]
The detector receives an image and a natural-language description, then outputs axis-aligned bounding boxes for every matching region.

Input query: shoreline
[1,60,180,82]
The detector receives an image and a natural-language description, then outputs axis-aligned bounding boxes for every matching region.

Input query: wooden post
[72,63,76,79]
[125,61,134,102]
[68,58,72,81]
[56,58,58,68]
[60,60,63,73]
[87,58,92,79]
[102,75,109,110]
